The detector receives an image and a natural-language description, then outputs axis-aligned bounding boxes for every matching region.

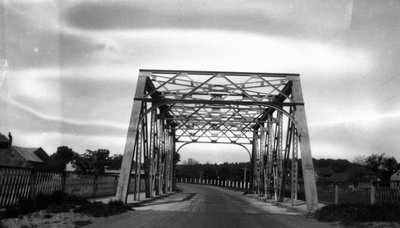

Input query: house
[315,167,336,182]
[391,170,400,181]
[0,146,49,169]
[65,161,76,171]
[0,133,10,149]
[391,171,400,189]
[0,133,49,169]
[327,166,378,183]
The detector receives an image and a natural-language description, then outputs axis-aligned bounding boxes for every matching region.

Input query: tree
[382,156,398,182]
[365,153,398,184]
[365,154,384,173]
[182,158,199,165]
[45,146,77,171]
[177,161,251,181]
[108,154,123,170]
[312,158,353,173]
[73,149,111,174]
[353,155,366,166]
[383,157,398,174]
[180,158,200,178]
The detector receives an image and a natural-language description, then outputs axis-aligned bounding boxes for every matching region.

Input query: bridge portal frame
[116,69,318,211]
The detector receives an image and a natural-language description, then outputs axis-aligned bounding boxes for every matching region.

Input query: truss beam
[117,69,318,212]
[135,98,303,107]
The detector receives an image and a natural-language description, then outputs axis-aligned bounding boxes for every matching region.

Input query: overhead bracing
[116,70,318,211]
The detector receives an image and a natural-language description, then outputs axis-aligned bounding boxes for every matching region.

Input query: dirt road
[87,184,336,228]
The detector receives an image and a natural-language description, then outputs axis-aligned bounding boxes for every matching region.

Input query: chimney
[8,132,12,147]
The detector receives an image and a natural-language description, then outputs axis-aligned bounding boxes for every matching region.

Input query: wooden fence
[3,165,398,208]
[0,165,144,208]
[177,177,249,189]
[297,181,400,205]
[177,178,400,205]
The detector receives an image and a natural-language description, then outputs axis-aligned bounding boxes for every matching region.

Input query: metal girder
[140,69,300,77]
[136,98,303,106]
[117,69,318,212]
[289,76,319,211]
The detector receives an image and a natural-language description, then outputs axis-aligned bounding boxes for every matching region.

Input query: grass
[314,203,400,226]
[4,191,131,219]
[4,191,84,218]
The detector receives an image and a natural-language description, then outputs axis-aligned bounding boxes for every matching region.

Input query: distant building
[390,171,400,189]
[65,161,76,171]
[0,133,10,149]
[315,167,336,182]
[391,170,400,181]
[328,166,378,183]
[0,132,49,169]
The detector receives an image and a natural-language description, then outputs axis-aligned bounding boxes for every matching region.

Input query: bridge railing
[0,165,145,208]
[176,177,250,190]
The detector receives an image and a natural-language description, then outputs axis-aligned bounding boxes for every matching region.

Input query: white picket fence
[177,177,249,190]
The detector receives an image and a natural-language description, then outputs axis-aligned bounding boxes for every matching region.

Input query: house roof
[0,148,8,155]
[0,133,9,143]
[315,167,335,176]
[391,171,400,181]
[12,146,43,163]
[328,172,350,182]
[345,166,376,175]
[327,166,377,182]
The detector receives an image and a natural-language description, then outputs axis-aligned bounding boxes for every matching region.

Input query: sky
[0,0,399,164]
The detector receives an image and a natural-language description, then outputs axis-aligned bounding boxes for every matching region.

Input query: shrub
[4,192,130,219]
[314,203,400,226]
[74,200,130,217]
[4,191,88,218]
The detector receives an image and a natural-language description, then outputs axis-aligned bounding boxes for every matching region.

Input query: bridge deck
[89,184,330,228]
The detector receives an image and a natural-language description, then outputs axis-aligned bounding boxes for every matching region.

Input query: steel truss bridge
[116,69,318,211]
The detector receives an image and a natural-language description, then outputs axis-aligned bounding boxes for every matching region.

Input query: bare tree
[182,158,200,165]
[353,155,366,165]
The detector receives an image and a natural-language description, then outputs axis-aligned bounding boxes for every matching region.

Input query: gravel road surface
[87,183,336,228]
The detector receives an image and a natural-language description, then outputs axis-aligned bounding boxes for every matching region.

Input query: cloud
[1,1,61,68]
[63,0,353,37]
[56,29,372,75]
[2,0,400,163]
[2,0,372,73]
[309,111,400,160]
[0,66,133,141]
[0,93,128,154]
[1,96,127,133]
[1,67,133,127]
[310,110,400,129]
[54,133,127,155]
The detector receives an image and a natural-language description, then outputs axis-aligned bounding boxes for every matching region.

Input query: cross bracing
[116,69,319,212]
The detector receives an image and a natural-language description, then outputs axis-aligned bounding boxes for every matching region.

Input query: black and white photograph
[1,0,400,227]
